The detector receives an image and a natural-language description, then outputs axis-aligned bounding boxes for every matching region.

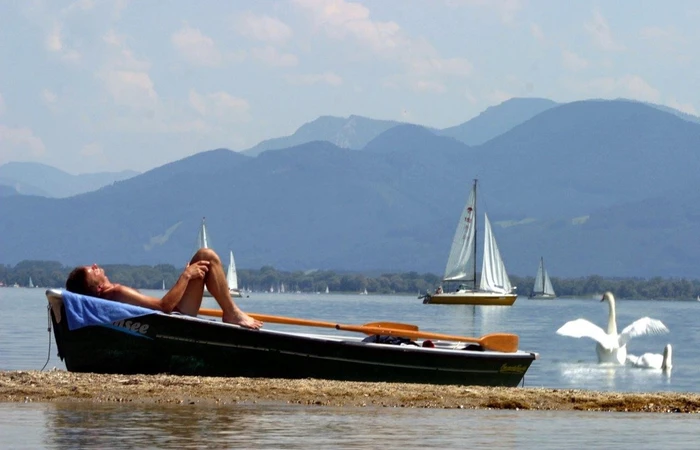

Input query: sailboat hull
[528,293,556,299]
[204,289,242,298]
[424,292,517,306]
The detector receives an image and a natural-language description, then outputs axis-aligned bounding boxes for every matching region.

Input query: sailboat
[28,277,35,288]
[227,250,242,298]
[422,179,518,306]
[195,217,245,299]
[195,217,215,298]
[529,257,556,299]
[162,280,166,291]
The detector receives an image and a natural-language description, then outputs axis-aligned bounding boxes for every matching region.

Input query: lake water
[2,288,699,448]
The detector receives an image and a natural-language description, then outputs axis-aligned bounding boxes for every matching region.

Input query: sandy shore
[2,370,699,413]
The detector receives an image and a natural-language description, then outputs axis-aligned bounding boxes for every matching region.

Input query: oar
[197,309,517,352]
[197,309,419,332]
[336,324,518,353]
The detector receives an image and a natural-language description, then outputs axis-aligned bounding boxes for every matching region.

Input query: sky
[1,0,699,174]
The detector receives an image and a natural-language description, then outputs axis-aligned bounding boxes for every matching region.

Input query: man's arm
[101,261,208,312]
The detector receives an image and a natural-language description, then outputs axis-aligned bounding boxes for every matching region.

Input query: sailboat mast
[473,179,478,290]
[201,217,208,248]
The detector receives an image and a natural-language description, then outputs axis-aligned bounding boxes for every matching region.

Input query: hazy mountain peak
[440,97,559,146]
[363,124,468,155]
[0,161,139,198]
[242,115,405,157]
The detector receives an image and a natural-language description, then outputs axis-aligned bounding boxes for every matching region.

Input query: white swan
[626,344,673,371]
[556,291,669,365]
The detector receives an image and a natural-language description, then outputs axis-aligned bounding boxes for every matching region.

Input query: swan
[626,344,673,371]
[556,291,669,365]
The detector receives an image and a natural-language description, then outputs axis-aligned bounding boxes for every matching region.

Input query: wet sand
[2,370,699,413]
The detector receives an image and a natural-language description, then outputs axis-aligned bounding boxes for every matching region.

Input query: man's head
[65,264,106,296]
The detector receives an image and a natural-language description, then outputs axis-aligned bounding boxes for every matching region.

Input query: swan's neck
[607,297,618,335]
[662,345,672,370]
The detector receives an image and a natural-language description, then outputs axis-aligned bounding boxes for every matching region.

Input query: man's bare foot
[223,311,263,329]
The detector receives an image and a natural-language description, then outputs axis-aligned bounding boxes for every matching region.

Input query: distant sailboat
[195,216,212,251]
[422,179,517,306]
[325,286,330,294]
[227,250,242,298]
[162,280,166,291]
[28,277,35,288]
[195,217,214,297]
[529,257,556,299]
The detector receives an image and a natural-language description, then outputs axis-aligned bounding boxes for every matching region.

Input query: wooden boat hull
[423,292,518,306]
[47,291,536,387]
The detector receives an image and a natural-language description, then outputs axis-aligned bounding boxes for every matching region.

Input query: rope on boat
[40,304,52,371]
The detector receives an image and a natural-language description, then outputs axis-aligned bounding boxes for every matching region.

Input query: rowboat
[46,289,538,387]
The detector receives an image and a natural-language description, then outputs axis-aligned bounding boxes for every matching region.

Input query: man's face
[85,264,109,292]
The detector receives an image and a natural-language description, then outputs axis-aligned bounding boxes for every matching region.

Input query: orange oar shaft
[197,309,418,331]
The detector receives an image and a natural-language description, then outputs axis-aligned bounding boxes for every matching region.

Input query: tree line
[2,260,700,300]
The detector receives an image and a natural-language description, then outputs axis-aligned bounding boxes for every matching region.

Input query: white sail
[533,259,544,291]
[543,270,555,296]
[195,217,215,297]
[28,277,34,288]
[195,217,211,251]
[443,182,477,284]
[226,251,238,291]
[479,214,512,294]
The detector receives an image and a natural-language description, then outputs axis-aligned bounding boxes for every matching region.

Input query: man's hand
[184,260,210,280]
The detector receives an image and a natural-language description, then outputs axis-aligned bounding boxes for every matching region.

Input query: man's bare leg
[180,248,262,329]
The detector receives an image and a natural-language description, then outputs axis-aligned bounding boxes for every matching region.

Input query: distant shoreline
[2,371,698,413]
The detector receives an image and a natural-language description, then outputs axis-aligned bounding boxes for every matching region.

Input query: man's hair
[65,267,94,296]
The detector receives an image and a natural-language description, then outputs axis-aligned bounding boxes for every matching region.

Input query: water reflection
[445,305,512,337]
[41,402,527,449]
[558,363,672,391]
[0,401,690,449]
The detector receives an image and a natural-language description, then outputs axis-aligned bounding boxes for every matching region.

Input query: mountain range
[2,97,700,279]
[0,162,139,198]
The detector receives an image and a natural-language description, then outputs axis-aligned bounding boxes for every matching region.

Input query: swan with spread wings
[556,291,669,365]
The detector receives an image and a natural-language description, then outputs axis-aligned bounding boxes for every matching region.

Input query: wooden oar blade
[479,333,519,353]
